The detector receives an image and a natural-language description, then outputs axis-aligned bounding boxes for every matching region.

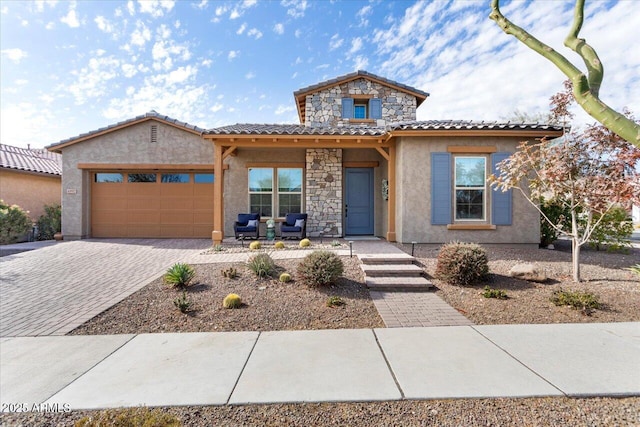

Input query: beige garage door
[91,172,214,238]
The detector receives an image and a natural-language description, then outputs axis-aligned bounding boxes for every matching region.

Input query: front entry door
[345,168,374,235]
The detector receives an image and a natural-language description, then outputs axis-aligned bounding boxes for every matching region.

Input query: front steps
[358,253,433,292]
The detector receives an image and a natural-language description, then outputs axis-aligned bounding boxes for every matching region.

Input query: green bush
[221,267,238,279]
[0,200,32,244]
[539,197,569,247]
[326,296,346,307]
[223,293,242,309]
[163,263,195,288]
[297,250,344,287]
[173,292,192,313]
[435,242,489,286]
[75,407,181,426]
[550,288,600,314]
[482,286,508,299]
[587,206,633,252]
[36,203,61,241]
[247,253,275,278]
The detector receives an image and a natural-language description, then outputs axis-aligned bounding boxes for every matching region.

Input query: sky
[1,0,639,149]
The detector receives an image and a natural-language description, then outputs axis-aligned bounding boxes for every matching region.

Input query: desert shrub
[223,293,242,309]
[0,200,32,244]
[221,267,238,278]
[435,242,489,286]
[326,296,346,307]
[247,253,275,278]
[249,241,261,250]
[331,240,342,247]
[173,292,192,313]
[482,286,508,300]
[539,197,570,247]
[212,244,225,252]
[626,264,640,278]
[587,206,633,252]
[551,288,600,314]
[35,203,61,241]
[274,241,285,249]
[75,407,181,427]
[163,263,195,288]
[297,250,344,287]
[279,272,292,282]
[299,238,311,248]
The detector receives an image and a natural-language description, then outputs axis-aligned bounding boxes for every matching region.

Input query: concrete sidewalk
[2,322,638,411]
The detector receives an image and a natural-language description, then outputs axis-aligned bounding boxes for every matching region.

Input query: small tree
[489,83,640,282]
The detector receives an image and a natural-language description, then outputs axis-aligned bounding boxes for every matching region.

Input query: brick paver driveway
[0,239,210,337]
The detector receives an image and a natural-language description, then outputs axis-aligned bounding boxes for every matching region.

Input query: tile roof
[0,144,62,176]
[293,70,430,99]
[206,120,564,136]
[46,110,206,151]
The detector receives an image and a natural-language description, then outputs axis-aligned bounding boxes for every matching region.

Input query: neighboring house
[47,70,563,245]
[0,143,62,221]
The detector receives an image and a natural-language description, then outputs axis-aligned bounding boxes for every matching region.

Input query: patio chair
[280,213,307,239]
[234,213,260,239]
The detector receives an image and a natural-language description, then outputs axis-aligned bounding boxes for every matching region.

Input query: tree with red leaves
[490,82,640,282]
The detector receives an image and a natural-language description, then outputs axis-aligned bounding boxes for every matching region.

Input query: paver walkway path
[0,239,210,337]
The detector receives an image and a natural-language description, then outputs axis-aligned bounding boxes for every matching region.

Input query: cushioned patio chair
[280,213,307,239]
[234,213,260,239]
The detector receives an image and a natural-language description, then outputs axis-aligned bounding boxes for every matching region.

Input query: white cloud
[281,0,307,18]
[201,59,212,67]
[1,48,28,63]
[228,50,238,61]
[215,5,228,16]
[329,33,343,50]
[229,9,241,19]
[121,63,138,78]
[15,79,28,86]
[349,37,362,55]
[60,4,80,28]
[130,21,151,47]
[138,0,175,18]
[127,0,135,15]
[356,5,372,27]
[353,56,368,70]
[273,23,284,35]
[275,105,294,115]
[66,55,121,104]
[245,71,255,79]
[210,103,223,112]
[194,0,208,10]
[1,6,8,14]
[237,23,247,35]
[94,16,114,34]
[291,71,298,79]
[247,28,262,39]
[294,29,301,38]
[45,21,55,30]
[33,0,58,13]
[151,38,191,71]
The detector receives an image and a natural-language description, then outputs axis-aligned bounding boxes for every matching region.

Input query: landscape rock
[508,263,548,282]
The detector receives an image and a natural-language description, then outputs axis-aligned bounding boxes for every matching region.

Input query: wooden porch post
[212,142,224,244]
[386,143,397,242]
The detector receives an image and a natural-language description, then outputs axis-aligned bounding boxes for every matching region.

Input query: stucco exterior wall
[396,136,540,245]
[0,169,61,221]
[59,121,212,239]
[304,78,417,127]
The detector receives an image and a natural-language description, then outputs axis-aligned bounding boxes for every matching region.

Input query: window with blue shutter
[491,152,512,225]
[341,98,354,119]
[431,152,452,225]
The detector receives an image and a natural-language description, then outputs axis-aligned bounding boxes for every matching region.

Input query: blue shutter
[369,98,382,119]
[431,153,452,225]
[491,152,512,226]
[341,98,353,119]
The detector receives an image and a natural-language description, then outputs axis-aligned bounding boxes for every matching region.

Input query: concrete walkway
[1,322,638,410]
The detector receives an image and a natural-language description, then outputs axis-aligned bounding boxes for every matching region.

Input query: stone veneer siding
[305,148,342,237]
[304,78,417,127]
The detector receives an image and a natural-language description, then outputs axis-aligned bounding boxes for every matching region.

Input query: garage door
[91,172,214,238]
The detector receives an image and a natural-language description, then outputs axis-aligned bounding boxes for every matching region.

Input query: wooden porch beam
[212,142,224,245]
[386,144,397,242]
[375,146,390,161]
[222,146,238,160]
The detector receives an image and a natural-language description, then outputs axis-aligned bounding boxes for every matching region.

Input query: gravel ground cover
[396,240,640,324]
[5,241,639,426]
[2,397,638,426]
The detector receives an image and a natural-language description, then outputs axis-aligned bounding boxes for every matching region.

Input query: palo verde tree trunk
[490,0,640,148]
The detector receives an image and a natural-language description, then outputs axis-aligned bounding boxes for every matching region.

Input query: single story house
[0,143,62,220]
[47,70,562,245]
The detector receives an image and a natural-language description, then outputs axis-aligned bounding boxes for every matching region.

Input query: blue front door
[345,168,374,235]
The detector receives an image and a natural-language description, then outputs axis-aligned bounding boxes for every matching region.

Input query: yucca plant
[625,264,640,278]
[164,262,195,288]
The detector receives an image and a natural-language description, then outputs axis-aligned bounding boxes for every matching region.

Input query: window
[161,173,189,183]
[194,173,214,183]
[95,173,123,183]
[128,173,157,183]
[248,167,303,217]
[341,98,382,120]
[454,157,486,220]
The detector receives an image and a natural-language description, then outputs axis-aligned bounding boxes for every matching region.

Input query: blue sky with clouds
[1,0,638,149]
